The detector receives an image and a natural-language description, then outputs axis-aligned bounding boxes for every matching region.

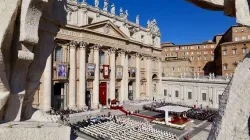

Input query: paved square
[126,110,212,140]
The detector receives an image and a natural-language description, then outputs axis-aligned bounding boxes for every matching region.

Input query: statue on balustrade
[95,0,99,8]
[103,0,108,11]
[0,0,67,122]
[111,3,115,14]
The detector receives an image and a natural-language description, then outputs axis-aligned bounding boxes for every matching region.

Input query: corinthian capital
[69,40,78,48]
[93,44,102,51]
[118,49,126,56]
[108,47,117,54]
[135,53,141,58]
[79,41,89,49]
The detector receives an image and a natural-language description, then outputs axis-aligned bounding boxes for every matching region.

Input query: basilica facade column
[68,41,77,110]
[78,42,88,109]
[124,52,129,101]
[109,48,116,100]
[93,44,101,109]
[158,58,163,97]
[43,54,52,111]
[119,50,126,102]
[146,55,153,99]
[135,53,141,100]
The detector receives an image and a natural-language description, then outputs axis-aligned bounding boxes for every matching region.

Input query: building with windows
[162,25,250,77]
[214,25,250,75]
[33,0,163,111]
[162,76,229,109]
[161,39,218,76]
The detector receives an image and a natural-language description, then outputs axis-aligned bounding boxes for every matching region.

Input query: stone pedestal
[0,122,71,140]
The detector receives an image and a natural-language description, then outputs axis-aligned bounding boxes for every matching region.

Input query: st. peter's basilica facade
[33,0,163,111]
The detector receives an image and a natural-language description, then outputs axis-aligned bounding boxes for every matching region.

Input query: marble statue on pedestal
[120,7,123,17]
[0,0,67,123]
[95,0,99,8]
[136,15,140,24]
[124,10,129,19]
[111,3,115,14]
[103,0,108,12]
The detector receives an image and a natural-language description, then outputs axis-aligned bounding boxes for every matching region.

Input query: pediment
[82,20,129,40]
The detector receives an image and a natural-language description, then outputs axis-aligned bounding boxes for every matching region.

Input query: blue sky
[79,0,236,45]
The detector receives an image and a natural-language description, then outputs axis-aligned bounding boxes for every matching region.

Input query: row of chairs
[79,117,178,140]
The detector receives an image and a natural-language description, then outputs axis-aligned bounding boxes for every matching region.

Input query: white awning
[156,105,191,113]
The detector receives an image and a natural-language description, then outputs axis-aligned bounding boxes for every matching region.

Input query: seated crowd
[125,99,165,106]
[143,102,218,122]
[71,115,178,140]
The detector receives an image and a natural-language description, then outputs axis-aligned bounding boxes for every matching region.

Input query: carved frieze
[58,29,81,37]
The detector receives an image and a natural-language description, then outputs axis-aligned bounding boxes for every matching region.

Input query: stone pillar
[119,50,125,102]
[124,53,129,101]
[146,55,152,99]
[193,86,197,106]
[135,53,141,100]
[197,86,200,107]
[64,83,68,109]
[158,58,163,97]
[43,54,52,111]
[180,85,184,104]
[68,41,77,110]
[109,48,116,100]
[93,44,101,109]
[78,42,88,110]
[212,87,217,109]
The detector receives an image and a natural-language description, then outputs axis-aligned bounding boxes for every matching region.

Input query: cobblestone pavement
[190,125,212,140]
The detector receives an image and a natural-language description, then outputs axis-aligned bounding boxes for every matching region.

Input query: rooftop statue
[95,0,99,8]
[120,7,123,17]
[111,3,115,14]
[148,19,160,35]
[124,10,129,19]
[103,0,108,12]
[136,15,140,24]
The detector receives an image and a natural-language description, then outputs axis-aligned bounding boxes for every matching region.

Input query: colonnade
[42,40,163,111]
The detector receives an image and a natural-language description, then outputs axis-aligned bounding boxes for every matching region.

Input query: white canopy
[156,105,191,113]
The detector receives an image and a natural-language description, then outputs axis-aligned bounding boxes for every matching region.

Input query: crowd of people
[75,116,178,140]
[143,101,218,122]
[46,108,85,116]
[69,115,114,135]
[125,99,165,106]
